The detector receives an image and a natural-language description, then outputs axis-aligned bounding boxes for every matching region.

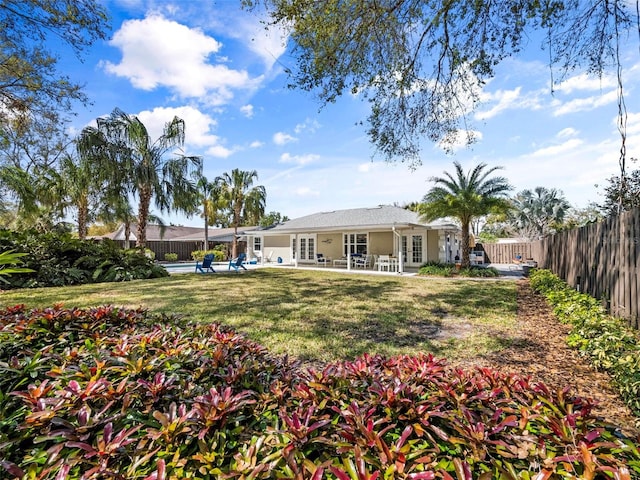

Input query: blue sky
[66,0,640,227]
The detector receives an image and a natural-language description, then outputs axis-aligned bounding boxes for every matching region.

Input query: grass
[0,268,517,364]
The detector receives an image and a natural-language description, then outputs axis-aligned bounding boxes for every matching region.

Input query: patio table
[333,258,349,267]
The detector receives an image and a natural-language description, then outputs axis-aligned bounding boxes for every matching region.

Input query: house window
[253,236,262,252]
[344,233,367,255]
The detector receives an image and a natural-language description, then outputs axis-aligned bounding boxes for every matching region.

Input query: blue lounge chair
[228,252,247,272]
[195,254,216,273]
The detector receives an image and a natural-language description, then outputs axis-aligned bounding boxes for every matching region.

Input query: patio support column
[392,225,403,274]
[347,253,351,271]
[294,233,299,268]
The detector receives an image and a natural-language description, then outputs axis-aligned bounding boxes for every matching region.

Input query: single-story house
[246,205,461,270]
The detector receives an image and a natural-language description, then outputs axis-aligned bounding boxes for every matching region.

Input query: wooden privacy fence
[113,240,201,261]
[480,243,534,264]
[530,208,640,329]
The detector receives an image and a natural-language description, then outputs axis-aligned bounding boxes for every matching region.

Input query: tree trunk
[461,219,471,268]
[137,187,152,248]
[77,195,88,240]
[124,221,131,249]
[232,224,238,259]
[203,200,209,251]
[231,206,241,259]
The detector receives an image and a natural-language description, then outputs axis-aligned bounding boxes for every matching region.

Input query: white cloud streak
[273,132,297,145]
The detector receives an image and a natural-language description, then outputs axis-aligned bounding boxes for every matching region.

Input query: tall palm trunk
[137,186,152,248]
[231,205,242,258]
[461,218,471,268]
[77,194,89,239]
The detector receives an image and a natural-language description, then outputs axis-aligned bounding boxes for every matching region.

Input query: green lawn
[0,268,517,364]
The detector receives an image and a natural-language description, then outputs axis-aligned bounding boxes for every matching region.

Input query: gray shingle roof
[267,205,458,232]
[95,224,259,241]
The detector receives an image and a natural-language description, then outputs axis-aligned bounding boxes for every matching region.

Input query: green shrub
[191,249,225,262]
[0,229,168,288]
[459,265,500,277]
[418,261,455,276]
[164,252,178,262]
[1,304,638,479]
[0,250,34,282]
[530,269,640,416]
[419,262,499,278]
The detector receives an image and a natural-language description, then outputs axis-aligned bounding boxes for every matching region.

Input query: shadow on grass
[0,269,518,365]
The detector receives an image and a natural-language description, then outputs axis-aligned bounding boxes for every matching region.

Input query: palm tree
[55,149,104,239]
[509,187,571,240]
[421,161,512,268]
[79,108,202,247]
[0,164,62,231]
[217,169,266,258]
[196,175,221,251]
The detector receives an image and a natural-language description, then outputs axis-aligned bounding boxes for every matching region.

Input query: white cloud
[273,131,297,145]
[475,86,546,120]
[553,73,617,94]
[136,105,233,158]
[240,104,254,118]
[249,140,264,148]
[553,89,618,116]
[280,152,319,165]
[103,14,258,105]
[205,145,234,158]
[557,127,579,138]
[294,118,321,134]
[294,186,320,197]
[476,87,522,120]
[530,138,584,157]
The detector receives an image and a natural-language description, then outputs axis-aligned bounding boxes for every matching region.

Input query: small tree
[507,187,571,240]
[598,161,640,216]
[421,162,512,268]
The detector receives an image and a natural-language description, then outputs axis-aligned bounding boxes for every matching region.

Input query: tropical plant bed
[1,304,639,479]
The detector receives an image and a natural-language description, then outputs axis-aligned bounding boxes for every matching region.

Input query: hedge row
[0,229,167,288]
[529,269,640,420]
[1,304,638,479]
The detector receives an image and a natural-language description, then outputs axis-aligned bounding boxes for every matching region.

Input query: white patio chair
[377,254,391,272]
[354,254,372,269]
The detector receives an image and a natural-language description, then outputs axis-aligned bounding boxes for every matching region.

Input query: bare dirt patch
[452,280,639,437]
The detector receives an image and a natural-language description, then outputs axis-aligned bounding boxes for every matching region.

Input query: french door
[401,234,424,266]
[292,235,316,262]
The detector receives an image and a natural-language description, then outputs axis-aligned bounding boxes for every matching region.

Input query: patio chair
[264,251,274,263]
[228,252,248,272]
[316,253,330,266]
[354,254,372,269]
[377,254,391,272]
[195,254,216,274]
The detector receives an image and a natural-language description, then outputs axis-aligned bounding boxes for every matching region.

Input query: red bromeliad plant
[0,304,639,479]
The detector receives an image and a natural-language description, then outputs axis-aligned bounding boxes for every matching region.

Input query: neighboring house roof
[262,205,459,233]
[94,224,259,242]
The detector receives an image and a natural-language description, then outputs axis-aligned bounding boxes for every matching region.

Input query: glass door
[292,235,316,261]
[401,234,424,266]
